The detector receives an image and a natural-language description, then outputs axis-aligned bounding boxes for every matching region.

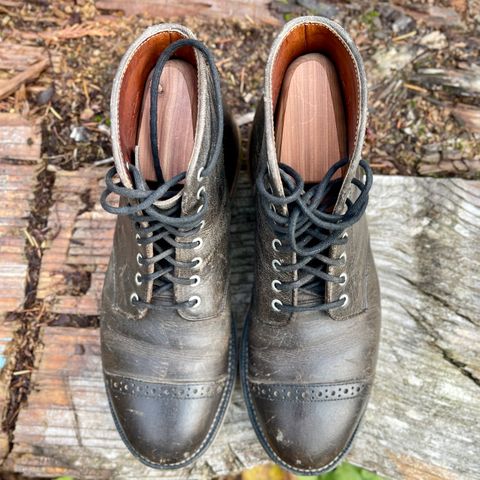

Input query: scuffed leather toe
[247,380,370,474]
[106,374,228,468]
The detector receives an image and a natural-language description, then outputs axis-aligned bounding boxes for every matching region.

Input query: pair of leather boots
[100,16,381,475]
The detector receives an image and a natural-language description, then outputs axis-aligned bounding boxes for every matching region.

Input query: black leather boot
[242,16,381,475]
[100,25,238,469]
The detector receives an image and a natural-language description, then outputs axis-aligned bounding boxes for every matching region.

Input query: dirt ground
[1,0,480,176]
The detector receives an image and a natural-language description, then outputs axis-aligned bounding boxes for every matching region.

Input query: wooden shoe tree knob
[136,59,197,183]
[275,53,347,184]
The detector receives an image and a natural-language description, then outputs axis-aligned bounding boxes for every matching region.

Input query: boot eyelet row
[272,279,281,293]
[196,185,206,214]
[196,186,206,200]
[130,292,139,305]
[271,298,283,312]
[190,275,200,286]
[189,295,201,309]
[339,293,349,308]
[192,257,203,269]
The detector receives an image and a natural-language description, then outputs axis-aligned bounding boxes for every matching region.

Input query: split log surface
[0,114,41,162]
[6,174,480,479]
[0,159,39,313]
[36,166,116,316]
[0,44,48,72]
[95,0,279,25]
[0,119,41,461]
[0,58,49,102]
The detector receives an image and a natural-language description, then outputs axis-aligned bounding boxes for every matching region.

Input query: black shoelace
[257,158,373,313]
[101,38,223,311]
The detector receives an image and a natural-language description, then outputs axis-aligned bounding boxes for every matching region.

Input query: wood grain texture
[0,44,47,71]
[0,122,40,462]
[451,104,480,134]
[36,166,116,316]
[0,114,41,162]
[6,174,480,479]
[95,0,279,25]
[0,58,49,101]
[0,321,20,461]
[275,54,347,183]
[137,60,197,183]
[0,160,39,314]
[349,176,480,480]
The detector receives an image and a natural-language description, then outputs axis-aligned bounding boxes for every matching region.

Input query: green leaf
[296,462,382,480]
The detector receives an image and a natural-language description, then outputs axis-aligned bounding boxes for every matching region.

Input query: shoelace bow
[257,158,373,313]
[101,38,224,311]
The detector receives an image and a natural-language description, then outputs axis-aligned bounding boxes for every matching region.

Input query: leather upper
[243,16,381,475]
[101,25,235,469]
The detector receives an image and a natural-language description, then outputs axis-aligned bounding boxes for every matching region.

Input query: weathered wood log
[36,166,116,316]
[398,5,464,28]
[0,160,39,314]
[5,174,480,479]
[452,104,480,134]
[414,68,480,97]
[0,58,49,101]
[0,322,20,461]
[0,120,41,461]
[0,115,41,162]
[95,0,279,25]
[0,44,48,72]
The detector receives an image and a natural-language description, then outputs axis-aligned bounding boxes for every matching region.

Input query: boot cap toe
[247,380,370,474]
[106,374,229,468]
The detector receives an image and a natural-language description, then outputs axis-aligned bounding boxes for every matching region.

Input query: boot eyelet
[199,220,206,231]
[196,186,206,200]
[272,239,282,252]
[193,238,203,250]
[339,272,348,286]
[136,253,143,266]
[271,299,283,312]
[272,280,281,292]
[339,252,347,265]
[189,295,201,308]
[339,293,349,308]
[197,167,204,181]
[135,233,141,245]
[135,273,142,286]
[130,293,139,305]
[192,257,203,269]
[190,275,200,286]
[272,259,281,272]
[197,204,204,213]
[341,231,349,240]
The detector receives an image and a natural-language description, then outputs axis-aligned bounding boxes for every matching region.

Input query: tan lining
[271,23,360,158]
[117,31,197,170]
